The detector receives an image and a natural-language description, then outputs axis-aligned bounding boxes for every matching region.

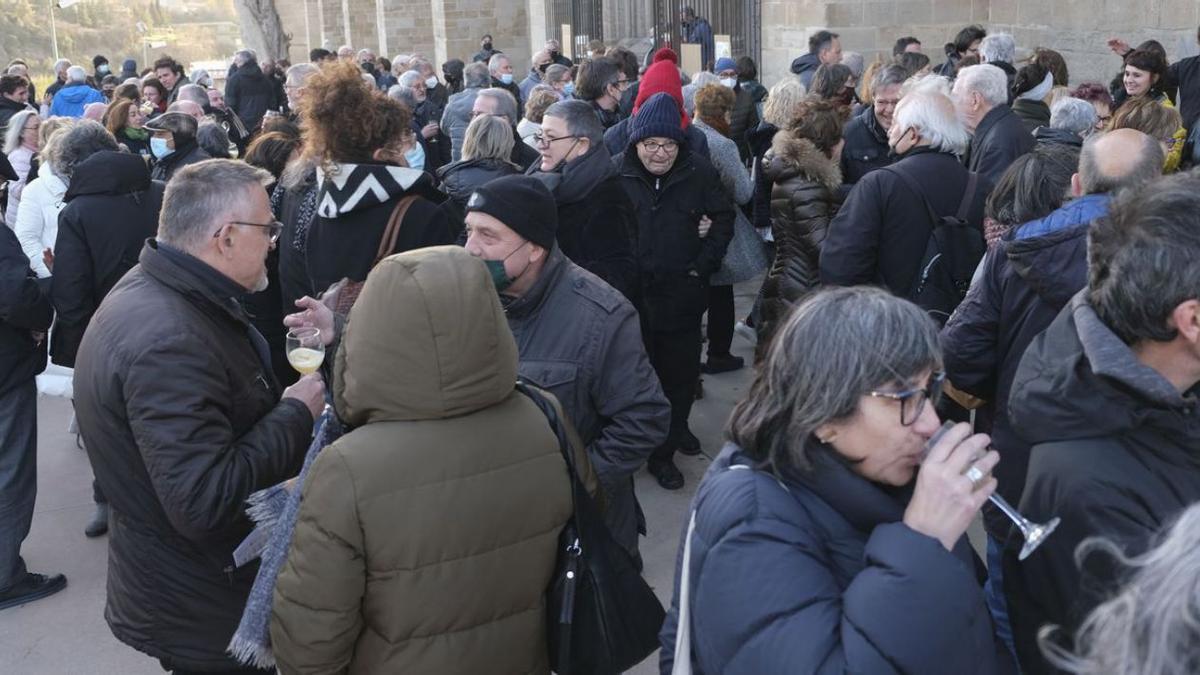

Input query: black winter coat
[746,122,777,232]
[530,145,638,300]
[0,96,33,136]
[1011,99,1050,134]
[1003,292,1200,675]
[224,60,278,134]
[272,171,318,312]
[660,444,1013,674]
[50,151,164,368]
[965,105,1035,189]
[617,147,734,331]
[728,83,759,163]
[0,224,51,396]
[437,156,520,213]
[758,131,842,350]
[306,163,457,294]
[72,241,313,671]
[940,194,1108,538]
[821,147,987,296]
[150,139,210,183]
[840,106,895,187]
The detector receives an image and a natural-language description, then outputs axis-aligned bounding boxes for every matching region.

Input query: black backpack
[884,167,984,325]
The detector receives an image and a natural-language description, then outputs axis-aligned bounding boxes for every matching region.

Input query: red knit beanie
[633,60,690,128]
[652,48,679,65]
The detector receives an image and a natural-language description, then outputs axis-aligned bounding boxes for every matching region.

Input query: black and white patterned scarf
[315,162,427,219]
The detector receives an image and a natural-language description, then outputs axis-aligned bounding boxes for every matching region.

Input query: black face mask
[483,42,493,51]
[549,50,560,59]
[361,62,376,75]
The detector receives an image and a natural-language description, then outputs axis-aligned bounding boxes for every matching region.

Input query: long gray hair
[726,286,941,474]
[1040,503,1200,674]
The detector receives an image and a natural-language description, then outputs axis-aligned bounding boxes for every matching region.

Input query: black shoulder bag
[884,168,984,325]
[516,382,666,675]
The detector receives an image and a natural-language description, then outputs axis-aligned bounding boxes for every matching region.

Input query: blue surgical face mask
[404,141,425,171]
[500,73,514,85]
[563,82,575,97]
[97,64,110,75]
[425,76,439,89]
[150,137,173,159]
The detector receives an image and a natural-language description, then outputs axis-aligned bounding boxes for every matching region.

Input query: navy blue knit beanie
[629,93,686,146]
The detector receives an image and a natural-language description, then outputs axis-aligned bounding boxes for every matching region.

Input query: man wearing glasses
[71,160,324,672]
[574,57,628,130]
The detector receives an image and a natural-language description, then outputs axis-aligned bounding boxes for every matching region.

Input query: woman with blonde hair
[436,113,520,213]
[1109,94,1185,172]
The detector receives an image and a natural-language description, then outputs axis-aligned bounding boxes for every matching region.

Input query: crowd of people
[1,13,1200,675]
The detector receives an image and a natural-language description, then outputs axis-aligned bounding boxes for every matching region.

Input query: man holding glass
[72,159,324,673]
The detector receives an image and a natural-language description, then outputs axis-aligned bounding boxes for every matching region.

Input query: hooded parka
[271,247,588,674]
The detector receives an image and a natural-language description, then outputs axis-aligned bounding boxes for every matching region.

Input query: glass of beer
[286,327,325,375]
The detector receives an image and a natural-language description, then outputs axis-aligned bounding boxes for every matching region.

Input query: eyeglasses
[868,371,946,426]
[216,220,284,244]
[613,78,631,91]
[471,110,504,119]
[639,139,679,155]
[533,133,579,147]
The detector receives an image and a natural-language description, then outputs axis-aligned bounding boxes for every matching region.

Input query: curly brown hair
[300,60,412,166]
[785,95,845,157]
[693,84,735,137]
[245,130,304,180]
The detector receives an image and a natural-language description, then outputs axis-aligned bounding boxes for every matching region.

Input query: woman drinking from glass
[661,286,1014,674]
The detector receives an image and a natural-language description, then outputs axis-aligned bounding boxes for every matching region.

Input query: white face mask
[425,76,438,89]
[720,77,737,89]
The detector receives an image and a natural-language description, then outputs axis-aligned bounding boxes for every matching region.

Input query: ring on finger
[965,465,986,489]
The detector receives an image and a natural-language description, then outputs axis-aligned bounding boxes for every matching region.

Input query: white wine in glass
[286,328,325,376]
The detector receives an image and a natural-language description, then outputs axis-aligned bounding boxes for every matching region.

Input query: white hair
[894,90,970,156]
[361,73,377,88]
[901,73,952,97]
[980,34,1016,64]
[398,70,424,88]
[683,71,720,116]
[3,110,38,154]
[1050,97,1098,137]
[955,64,1009,107]
[66,65,87,83]
[285,63,319,87]
[487,53,510,74]
[841,51,865,78]
[53,59,71,75]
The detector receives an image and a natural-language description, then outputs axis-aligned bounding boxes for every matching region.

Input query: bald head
[1078,128,1164,196]
[168,100,205,122]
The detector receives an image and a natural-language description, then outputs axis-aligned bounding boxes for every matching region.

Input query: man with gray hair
[841,63,907,186]
[224,49,278,134]
[488,53,521,108]
[442,61,491,161]
[473,87,540,170]
[979,33,1018,95]
[48,65,105,118]
[953,64,1034,187]
[72,159,323,670]
[823,89,987,317]
[1002,167,1200,675]
[519,50,552,104]
[1035,97,1099,147]
[530,99,637,299]
[45,58,71,100]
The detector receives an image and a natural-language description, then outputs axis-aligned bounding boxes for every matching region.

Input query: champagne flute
[286,327,325,376]
[926,421,1060,561]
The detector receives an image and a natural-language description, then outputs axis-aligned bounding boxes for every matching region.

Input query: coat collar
[139,239,250,327]
[502,246,568,319]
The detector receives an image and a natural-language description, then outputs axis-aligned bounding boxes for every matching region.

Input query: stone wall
[759,0,1200,89]
[276,0,530,71]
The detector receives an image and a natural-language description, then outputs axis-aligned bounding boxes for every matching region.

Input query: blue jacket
[660,444,1012,675]
[940,192,1109,537]
[49,81,105,118]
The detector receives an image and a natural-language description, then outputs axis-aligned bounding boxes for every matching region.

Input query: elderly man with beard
[72,159,324,672]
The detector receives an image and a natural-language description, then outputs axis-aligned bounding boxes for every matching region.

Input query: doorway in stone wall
[543,0,760,68]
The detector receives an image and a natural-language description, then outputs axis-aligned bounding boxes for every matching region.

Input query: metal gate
[649,0,761,66]
[544,0,760,67]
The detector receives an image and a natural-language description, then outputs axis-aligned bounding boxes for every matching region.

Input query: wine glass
[286,327,325,376]
[926,421,1060,561]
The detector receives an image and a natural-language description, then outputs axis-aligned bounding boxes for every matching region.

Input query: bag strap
[882,166,941,231]
[514,381,585,528]
[372,195,418,267]
[670,511,698,675]
[955,171,979,222]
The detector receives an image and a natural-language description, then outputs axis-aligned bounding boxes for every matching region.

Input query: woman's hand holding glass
[903,423,998,552]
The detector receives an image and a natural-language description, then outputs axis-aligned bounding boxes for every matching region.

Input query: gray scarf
[227,410,343,668]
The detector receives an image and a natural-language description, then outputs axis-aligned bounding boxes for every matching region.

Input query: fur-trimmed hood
[763,130,842,193]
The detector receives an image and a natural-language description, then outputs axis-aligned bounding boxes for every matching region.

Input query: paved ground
[0,285,762,674]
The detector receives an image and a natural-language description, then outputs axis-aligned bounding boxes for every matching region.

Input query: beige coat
[271,246,591,674]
